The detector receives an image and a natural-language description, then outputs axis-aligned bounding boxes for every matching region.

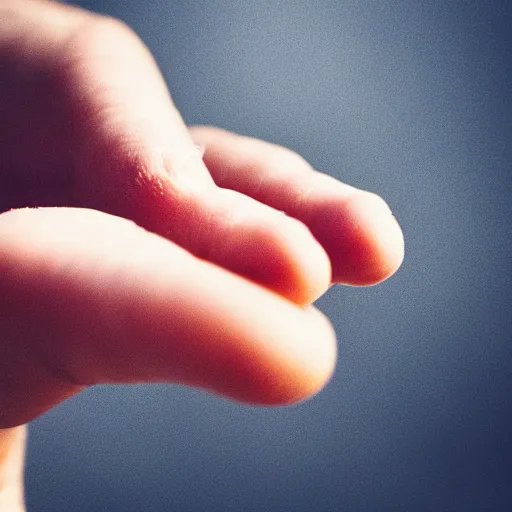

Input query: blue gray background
[25,1,512,511]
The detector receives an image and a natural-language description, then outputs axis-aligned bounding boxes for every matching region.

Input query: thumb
[0,208,336,428]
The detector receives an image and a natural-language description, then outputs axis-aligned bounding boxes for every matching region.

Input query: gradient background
[25,1,512,511]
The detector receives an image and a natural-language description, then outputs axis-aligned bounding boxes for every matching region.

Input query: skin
[0,1,404,509]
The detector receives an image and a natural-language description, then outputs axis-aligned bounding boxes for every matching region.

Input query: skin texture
[0,1,404,509]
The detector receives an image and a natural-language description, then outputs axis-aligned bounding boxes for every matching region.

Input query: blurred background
[25,1,512,511]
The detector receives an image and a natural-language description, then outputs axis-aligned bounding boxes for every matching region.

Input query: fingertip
[263,216,333,306]
[203,188,332,307]
[309,190,404,286]
[269,306,338,406]
[333,191,405,285]
[216,305,338,407]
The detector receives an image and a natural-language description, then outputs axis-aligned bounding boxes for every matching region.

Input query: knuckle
[246,139,312,176]
[65,14,145,60]
[89,15,138,43]
[275,145,312,170]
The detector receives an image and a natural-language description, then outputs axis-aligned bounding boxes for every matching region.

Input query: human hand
[0,0,403,504]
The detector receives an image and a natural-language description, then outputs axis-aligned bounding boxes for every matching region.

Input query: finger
[57,16,330,304]
[190,126,405,286]
[0,208,336,428]
[0,426,25,510]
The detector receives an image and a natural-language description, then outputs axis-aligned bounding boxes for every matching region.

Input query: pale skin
[0,1,404,509]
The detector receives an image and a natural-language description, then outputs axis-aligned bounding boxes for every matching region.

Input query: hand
[0,0,403,458]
